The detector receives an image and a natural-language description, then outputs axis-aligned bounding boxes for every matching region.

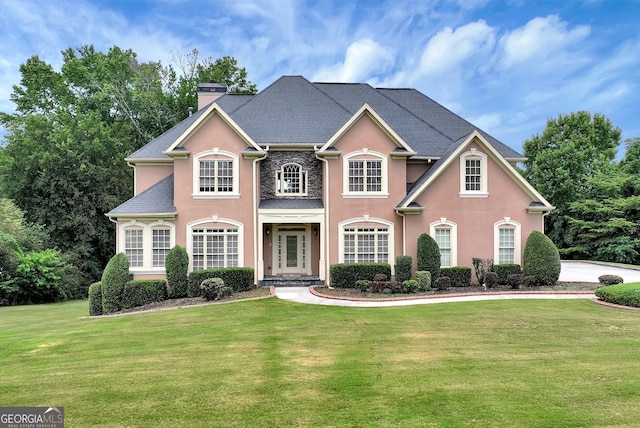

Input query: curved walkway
[274,261,640,307]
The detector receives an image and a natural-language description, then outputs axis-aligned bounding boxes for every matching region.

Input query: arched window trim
[275,162,308,196]
[119,220,175,271]
[459,148,488,198]
[342,149,389,198]
[429,218,458,267]
[192,149,240,199]
[186,217,244,272]
[494,218,521,265]
[338,217,394,267]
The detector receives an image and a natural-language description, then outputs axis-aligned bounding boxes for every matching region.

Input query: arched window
[276,163,307,196]
[494,218,521,264]
[339,217,394,264]
[193,149,239,198]
[187,218,244,271]
[343,150,388,197]
[459,148,488,197]
[430,219,458,267]
[119,220,175,271]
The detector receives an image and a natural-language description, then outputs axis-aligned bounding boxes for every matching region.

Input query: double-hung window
[152,229,171,268]
[192,228,239,270]
[459,149,488,197]
[430,219,457,267]
[434,228,452,267]
[125,229,144,268]
[193,150,239,198]
[343,150,388,197]
[494,219,521,265]
[343,227,389,264]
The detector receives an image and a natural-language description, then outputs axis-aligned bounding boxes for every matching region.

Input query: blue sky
[1,0,639,156]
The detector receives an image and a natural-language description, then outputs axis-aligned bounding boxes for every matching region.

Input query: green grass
[1,298,640,427]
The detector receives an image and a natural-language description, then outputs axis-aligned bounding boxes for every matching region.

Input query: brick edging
[591,298,640,311]
[308,286,594,302]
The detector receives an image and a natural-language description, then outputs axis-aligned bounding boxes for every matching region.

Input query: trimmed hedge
[88,282,103,316]
[417,233,440,279]
[330,263,392,288]
[434,276,451,291]
[122,280,168,309]
[523,231,561,286]
[187,267,254,297]
[595,283,640,308]
[394,256,413,283]
[415,271,431,291]
[440,267,471,287]
[494,264,521,285]
[598,275,624,286]
[166,245,189,298]
[101,253,131,314]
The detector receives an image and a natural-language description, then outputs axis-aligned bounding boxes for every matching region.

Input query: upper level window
[343,150,388,198]
[276,163,307,196]
[459,148,488,197]
[193,149,239,199]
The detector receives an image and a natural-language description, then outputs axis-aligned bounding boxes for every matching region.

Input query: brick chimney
[197,81,228,110]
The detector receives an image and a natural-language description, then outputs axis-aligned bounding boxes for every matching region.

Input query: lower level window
[434,228,452,267]
[498,228,515,264]
[192,228,239,270]
[152,229,171,267]
[343,227,388,263]
[125,229,143,267]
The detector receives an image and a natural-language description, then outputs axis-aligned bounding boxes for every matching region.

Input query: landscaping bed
[314,281,599,300]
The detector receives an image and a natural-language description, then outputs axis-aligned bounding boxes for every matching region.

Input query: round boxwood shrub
[88,281,103,316]
[598,275,623,286]
[200,277,232,301]
[417,233,440,280]
[415,271,431,291]
[166,245,189,298]
[434,276,450,291]
[394,255,413,283]
[101,253,131,314]
[522,231,561,286]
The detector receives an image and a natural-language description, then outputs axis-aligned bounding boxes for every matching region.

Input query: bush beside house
[187,267,254,297]
[417,233,441,280]
[330,263,392,289]
[101,253,131,314]
[166,245,189,298]
[88,281,103,316]
[523,231,561,285]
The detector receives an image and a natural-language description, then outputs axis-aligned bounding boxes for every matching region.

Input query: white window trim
[186,217,244,272]
[275,163,308,196]
[338,217,394,266]
[192,149,240,199]
[430,218,457,267]
[494,218,521,265]
[119,220,176,273]
[459,148,488,198]
[342,149,389,198]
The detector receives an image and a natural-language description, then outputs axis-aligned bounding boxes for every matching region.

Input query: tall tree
[521,111,621,251]
[0,46,257,284]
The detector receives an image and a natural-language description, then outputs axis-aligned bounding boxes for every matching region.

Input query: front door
[274,227,308,275]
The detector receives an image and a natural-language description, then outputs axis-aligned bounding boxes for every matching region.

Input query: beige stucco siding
[171,113,256,268]
[134,164,173,195]
[404,141,544,271]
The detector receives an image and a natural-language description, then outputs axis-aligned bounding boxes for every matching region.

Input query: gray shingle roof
[107,174,175,217]
[127,75,521,160]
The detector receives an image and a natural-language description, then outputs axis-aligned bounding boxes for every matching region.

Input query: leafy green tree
[0,46,256,285]
[522,111,620,250]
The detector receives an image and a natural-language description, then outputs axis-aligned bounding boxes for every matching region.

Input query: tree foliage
[0,46,256,285]
[522,111,620,249]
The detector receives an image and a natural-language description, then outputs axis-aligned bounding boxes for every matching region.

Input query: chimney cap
[197,81,228,93]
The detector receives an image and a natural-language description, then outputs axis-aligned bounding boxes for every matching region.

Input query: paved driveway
[559,261,640,283]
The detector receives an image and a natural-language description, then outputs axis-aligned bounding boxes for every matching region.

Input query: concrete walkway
[274,261,640,307]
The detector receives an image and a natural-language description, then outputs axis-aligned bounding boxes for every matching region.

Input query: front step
[259,276,324,287]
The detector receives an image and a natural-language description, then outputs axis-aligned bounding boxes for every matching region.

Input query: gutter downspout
[315,151,330,285]
[252,150,268,286]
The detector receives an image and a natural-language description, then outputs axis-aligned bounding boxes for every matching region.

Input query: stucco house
[106,75,553,286]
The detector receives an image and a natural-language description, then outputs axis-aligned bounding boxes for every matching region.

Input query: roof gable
[106,174,176,218]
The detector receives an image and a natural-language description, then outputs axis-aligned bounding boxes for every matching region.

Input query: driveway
[558,261,640,283]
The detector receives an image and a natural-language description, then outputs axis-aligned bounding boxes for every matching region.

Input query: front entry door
[275,227,308,275]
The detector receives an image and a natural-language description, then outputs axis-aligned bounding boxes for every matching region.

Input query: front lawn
[1,298,639,426]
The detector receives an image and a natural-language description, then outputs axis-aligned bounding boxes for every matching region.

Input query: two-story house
[106,75,553,285]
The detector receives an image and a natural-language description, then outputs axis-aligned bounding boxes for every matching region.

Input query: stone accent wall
[260,151,323,200]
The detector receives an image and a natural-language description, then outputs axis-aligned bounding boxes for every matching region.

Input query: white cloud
[312,39,395,83]
[419,20,495,76]
[498,15,590,69]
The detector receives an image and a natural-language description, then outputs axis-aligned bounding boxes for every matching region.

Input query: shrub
[403,279,419,293]
[166,246,189,298]
[595,283,640,308]
[494,264,522,285]
[187,268,254,297]
[355,280,371,292]
[523,231,561,286]
[329,263,391,288]
[101,253,131,314]
[415,271,431,291]
[523,275,537,288]
[440,267,471,287]
[394,256,413,283]
[598,275,624,286]
[485,272,498,289]
[417,233,440,279]
[434,276,451,291]
[507,274,522,289]
[472,258,494,286]
[88,281,103,316]
[200,278,232,301]
[122,280,168,309]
